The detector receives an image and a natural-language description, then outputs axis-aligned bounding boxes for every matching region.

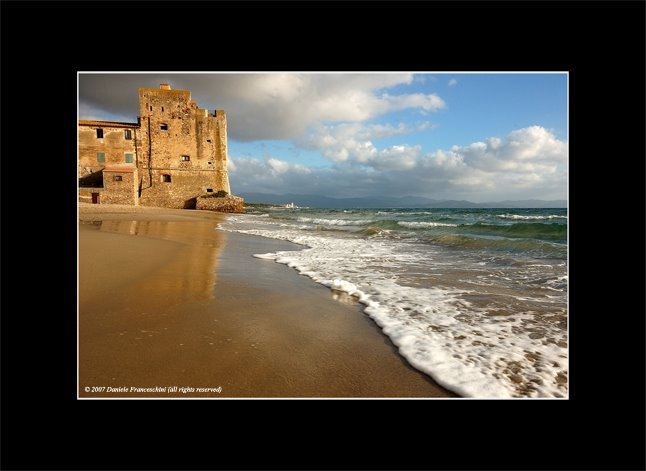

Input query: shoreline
[78,204,458,398]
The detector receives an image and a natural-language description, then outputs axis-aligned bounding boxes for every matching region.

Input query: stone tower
[136,84,231,208]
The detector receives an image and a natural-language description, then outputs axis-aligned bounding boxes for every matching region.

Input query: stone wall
[78,187,103,204]
[101,168,138,205]
[138,169,226,209]
[213,110,231,194]
[196,195,244,213]
[136,87,231,208]
[78,123,140,178]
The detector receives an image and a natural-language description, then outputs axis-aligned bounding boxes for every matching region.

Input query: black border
[2,1,645,470]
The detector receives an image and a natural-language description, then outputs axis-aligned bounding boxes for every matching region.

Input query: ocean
[218,207,568,398]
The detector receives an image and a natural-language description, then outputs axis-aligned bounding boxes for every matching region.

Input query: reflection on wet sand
[79,207,456,397]
[98,219,223,304]
[79,215,228,391]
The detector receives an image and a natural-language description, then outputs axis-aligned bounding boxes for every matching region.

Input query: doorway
[91,193,100,204]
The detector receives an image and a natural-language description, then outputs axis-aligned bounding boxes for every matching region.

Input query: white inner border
[77,71,569,400]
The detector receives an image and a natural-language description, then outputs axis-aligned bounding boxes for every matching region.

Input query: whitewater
[219,207,568,398]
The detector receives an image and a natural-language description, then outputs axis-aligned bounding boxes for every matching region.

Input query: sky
[79,73,567,202]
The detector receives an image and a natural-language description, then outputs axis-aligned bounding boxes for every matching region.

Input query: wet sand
[78,204,458,398]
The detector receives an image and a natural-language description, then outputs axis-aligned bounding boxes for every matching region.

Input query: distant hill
[239,193,567,209]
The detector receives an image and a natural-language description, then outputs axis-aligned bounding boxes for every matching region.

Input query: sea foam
[221,213,568,398]
[398,221,458,228]
[497,214,567,220]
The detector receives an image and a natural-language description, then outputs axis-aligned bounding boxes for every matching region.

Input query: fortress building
[78,84,241,211]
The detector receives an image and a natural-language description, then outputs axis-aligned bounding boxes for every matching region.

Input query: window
[113,175,123,182]
[97,152,105,163]
[207,161,212,165]
[160,123,168,131]
[162,174,171,183]
[124,130,132,140]
[161,106,164,112]
[150,106,153,111]
[206,139,212,143]
[125,153,134,163]
[96,129,103,138]
[181,155,190,161]
[206,188,213,193]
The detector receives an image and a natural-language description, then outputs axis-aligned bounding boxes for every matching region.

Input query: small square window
[113,175,123,182]
[124,130,132,140]
[125,153,134,163]
[206,139,211,143]
[181,155,190,161]
[160,123,168,131]
[96,129,103,139]
[206,188,213,193]
[207,161,212,165]
[97,152,105,163]
[162,174,171,183]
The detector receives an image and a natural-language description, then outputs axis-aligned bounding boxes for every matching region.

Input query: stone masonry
[78,84,241,211]
[196,195,244,213]
[101,167,138,205]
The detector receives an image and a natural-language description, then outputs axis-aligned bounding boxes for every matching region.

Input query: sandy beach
[78,204,457,398]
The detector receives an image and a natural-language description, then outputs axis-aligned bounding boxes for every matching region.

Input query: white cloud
[300,121,430,166]
[413,75,438,84]
[453,126,567,177]
[448,78,458,87]
[371,145,421,171]
[266,157,311,176]
[229,126,567,201]
[381,93,446,112]
[414,126,566,195]
[228,156,323,195]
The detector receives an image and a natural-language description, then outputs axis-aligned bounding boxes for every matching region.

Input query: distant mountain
[486,199,568,208]
[239,193,567,209]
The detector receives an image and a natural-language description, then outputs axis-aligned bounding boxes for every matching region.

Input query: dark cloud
[78,73,442,141]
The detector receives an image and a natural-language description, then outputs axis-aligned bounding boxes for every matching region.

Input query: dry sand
[78,203,457,398]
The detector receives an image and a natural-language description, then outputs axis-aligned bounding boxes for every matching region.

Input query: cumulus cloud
[299,121,429,166]
[381,93,445,112]
[229,126,567,201]
[228,156,323,195]
[79,73,444,141]
[409,126,566,196]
